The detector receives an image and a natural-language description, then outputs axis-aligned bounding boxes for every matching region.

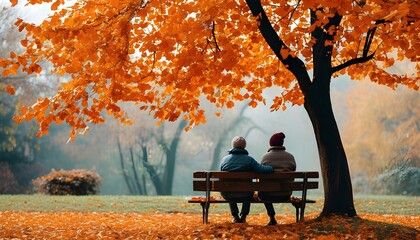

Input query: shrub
[375,164,420,196]
[33,169,102,195]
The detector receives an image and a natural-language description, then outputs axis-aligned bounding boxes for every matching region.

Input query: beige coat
[260,146,296,172]
[259,146,296,199]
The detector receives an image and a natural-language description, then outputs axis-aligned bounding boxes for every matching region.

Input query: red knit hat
[269,132,285,146]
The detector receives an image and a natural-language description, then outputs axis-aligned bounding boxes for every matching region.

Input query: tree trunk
[117,139,136,195]
[209,139,224,170]
[141,145,164,195]
[129,147,144,194]
[244,0,356,217]
[162,120,188,195]
[304,86,356,217]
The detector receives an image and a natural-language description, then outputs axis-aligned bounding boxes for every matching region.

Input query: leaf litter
[0,211,418,239]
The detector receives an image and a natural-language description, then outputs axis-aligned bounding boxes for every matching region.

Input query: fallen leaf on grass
[0,211,417,239]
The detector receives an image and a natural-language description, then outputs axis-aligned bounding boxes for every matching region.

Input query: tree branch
[129,147,143,194]
[332,20,383,74]
[311,10,342,82]
[117,138,136,194]
[211,21,221,52]
[244,0,311,95]
[331,53,374,73]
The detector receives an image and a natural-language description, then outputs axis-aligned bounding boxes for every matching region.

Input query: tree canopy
[2,0,418,140]
[1,0,420,218]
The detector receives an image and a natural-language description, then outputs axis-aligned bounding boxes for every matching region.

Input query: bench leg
[200,202,210,224]
[300,204,305,222]
[204,202,210,224]
[200,203,206,224]
[295,206,300,222]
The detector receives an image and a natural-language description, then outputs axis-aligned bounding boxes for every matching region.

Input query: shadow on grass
[305,216,417,239]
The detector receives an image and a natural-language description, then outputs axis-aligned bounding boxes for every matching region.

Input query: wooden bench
[188,171,319,224]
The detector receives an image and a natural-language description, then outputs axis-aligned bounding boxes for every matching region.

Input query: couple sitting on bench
[220,133,296,226]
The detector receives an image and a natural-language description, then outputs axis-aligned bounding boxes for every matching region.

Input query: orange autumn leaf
[2,63,20,77]
[280,47,291,60]
[9,51,16,59]
[0,0,417,139]
[5,85,16,95]
[0,211,417,239]
[51,0,63,11]
[226,101,234,108]
[9,0,18,7]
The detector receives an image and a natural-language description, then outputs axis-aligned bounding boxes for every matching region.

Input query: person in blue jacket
[220,136,273,223]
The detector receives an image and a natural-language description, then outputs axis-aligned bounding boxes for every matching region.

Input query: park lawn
[0,195,418,239]
[1,194,418,215]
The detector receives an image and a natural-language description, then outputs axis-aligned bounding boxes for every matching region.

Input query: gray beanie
[231,136,246,149]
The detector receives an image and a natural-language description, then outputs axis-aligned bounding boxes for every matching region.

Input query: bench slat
[193,181,318,192]
[187,198,316,204]
[193,171,319,179]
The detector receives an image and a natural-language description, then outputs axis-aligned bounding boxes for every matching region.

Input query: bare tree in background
[117,120,187,195]
[208,102,266,170]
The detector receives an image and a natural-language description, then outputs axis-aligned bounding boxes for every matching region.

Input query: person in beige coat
[259,132,296,225]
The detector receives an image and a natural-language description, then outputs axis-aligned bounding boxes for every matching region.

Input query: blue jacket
[220,148,273,173]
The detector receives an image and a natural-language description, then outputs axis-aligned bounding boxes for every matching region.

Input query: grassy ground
[0,194,418,215]
[0,194,418,239]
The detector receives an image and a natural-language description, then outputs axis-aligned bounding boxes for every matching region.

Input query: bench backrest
[192,171,319,192]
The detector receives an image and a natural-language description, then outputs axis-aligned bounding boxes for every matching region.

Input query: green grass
[0,195,186,213]
[0,194,418,216]
[353,194,419,215]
